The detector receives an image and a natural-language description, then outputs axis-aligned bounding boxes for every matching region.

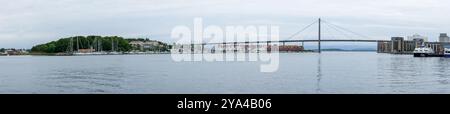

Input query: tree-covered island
[30,36,171,55]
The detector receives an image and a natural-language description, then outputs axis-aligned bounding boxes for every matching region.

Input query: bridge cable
[321,21,338,40]
[322,20,357,40]
[322,21,356,40]
[322,20,373,40]
[286,20,318,40]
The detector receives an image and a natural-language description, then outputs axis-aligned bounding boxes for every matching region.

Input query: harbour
[2,52,450,94]
[377,33,450,58]
[3,0,450,112]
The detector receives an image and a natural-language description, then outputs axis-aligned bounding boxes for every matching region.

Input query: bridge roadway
[194,39,390,45]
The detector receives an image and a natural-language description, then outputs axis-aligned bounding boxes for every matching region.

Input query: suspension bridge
[185,18,389,53]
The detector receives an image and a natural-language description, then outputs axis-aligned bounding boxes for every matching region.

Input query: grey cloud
[1,0,450,48]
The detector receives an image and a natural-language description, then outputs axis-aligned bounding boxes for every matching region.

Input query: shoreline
[0,51,382,57]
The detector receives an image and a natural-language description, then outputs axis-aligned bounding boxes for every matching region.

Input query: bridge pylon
[318,18,321,53]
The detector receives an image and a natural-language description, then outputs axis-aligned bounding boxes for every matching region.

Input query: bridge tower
[318,18,322,53]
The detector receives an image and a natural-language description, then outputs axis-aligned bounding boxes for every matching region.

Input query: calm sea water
[1,52,450,94]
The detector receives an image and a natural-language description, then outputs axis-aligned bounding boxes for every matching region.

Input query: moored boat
[444,48,450,58]
[413,46,440,57]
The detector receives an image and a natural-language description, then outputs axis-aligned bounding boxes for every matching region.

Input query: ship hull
[414,53,443,57]
[444,54,450,58]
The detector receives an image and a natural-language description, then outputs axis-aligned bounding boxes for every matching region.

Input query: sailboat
[70,37,110,56]
[72,37,92,56]
[108,37,122,55]
[91,37,108,55]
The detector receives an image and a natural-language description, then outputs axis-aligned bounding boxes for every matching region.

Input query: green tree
[31,36,133,53]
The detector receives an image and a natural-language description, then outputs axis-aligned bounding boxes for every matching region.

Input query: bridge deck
[194,39,390,45]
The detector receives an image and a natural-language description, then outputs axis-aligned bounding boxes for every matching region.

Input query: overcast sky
[1,0,450,48]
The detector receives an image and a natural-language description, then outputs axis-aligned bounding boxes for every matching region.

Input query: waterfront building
[170,43,302,54]
[378,37,423,54]
[439,33,450,42]
[216,44,268,53]
[412,38,425,47]
[213,44,303,53]
[407,34,428,42]
[277,45,304,52]
[77,49,95,53]
[129,40,161,51]
[377,41,391,53]
[390,37,405,53]
[407,34,427,46]
[425,42,444,55]
[171,44,199,54]
[0,49,29,55]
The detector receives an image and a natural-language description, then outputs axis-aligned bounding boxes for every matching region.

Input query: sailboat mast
[77,37,79,52]
[97,38,100,52]
[68,37,73,53]
[111,37,114,52]
[99,38,103,52]
[116,38,119,52]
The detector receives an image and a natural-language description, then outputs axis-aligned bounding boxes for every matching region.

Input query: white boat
[108,52,122,55]
[444,48,450,58]
[92,51,108,55]
[72,51,109,56]
[72,52,91,56]
[413,46,438,57]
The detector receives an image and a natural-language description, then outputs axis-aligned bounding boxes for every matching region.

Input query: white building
[407,34,428,42]
[129,40,160,51]
[216,44,268,53]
